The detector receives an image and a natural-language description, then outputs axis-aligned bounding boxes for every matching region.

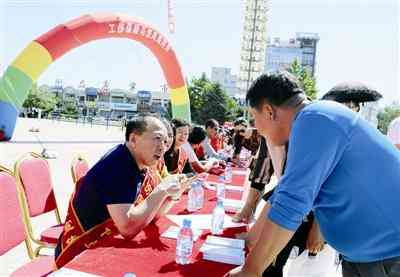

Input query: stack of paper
[205,235,245,248]
[223,199,245,213]
[161,225,203,241]
[200,236,245,265]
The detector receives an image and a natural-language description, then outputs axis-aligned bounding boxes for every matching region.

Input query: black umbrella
[322,82,382,103]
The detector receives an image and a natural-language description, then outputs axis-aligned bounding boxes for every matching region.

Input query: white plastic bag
[285,245,340,277]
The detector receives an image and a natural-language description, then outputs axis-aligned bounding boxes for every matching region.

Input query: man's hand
[232,206,254,223]
[158,175,181,198]
[236,231,258,250]
[175,174,193,195]
[306,220,325,254]
[177,175,191,190]
[232,188,260,223]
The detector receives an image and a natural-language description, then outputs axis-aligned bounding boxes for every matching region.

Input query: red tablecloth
[206,170,247,187]
[64,169,249,277]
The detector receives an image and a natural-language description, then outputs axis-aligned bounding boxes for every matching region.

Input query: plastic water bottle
[176,219,193,265]
[211,200,225,235]
[224,163,232,184]
[187,181,197,212]
[195,180,204,211]
[216,181,225,201]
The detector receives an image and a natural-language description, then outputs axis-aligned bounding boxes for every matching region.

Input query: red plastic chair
[0,165,54,276]
[14,152,63,255]
[70,154,89,185]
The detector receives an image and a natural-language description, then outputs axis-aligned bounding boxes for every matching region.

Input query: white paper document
[202,254,244,265]
[161,225,203,241]
[200,236,245,265]
[200,243,244,257]
[205,235,245,249]
[166,214,247,230]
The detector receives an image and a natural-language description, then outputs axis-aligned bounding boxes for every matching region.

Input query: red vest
[55,170,157,269]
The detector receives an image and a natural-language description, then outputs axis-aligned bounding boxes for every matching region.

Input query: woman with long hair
[164,119,190,174]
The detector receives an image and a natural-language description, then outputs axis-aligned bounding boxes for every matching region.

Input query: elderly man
[55,116,186,268]
[228,72,400,277]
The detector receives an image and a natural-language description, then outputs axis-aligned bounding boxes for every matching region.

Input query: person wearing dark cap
[227,72,400,277]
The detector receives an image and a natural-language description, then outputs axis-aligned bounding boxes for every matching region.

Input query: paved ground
[0,118,123,276]
[0,118,342,276]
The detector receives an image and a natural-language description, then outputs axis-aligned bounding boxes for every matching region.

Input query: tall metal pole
[246,0,258,93]
[239,0,268,119]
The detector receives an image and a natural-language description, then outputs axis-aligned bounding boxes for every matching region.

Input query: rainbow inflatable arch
[0,13,190,141]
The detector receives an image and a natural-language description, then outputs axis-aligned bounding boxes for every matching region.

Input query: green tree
[62,102,78,117]
[187,73,208,122]
[23,84,58,116]
[199,83,230,123]
[377,105,400,134]
[166,102,173,120]
[287,59,318,100]
[186,73,241,124]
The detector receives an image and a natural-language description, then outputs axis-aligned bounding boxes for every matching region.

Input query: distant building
[137,90,152,113]
[84,87,98,116]
[150,90,170,115]
[265,32,319,76]
[97,88,137,119]
[211,67,240,97]
[41,81,173,119]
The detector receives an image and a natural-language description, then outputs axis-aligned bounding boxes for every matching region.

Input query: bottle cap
[183,218,192,228]
[191,180,200,188]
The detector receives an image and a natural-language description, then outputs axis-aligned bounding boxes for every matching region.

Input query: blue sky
[1,0,399,104]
